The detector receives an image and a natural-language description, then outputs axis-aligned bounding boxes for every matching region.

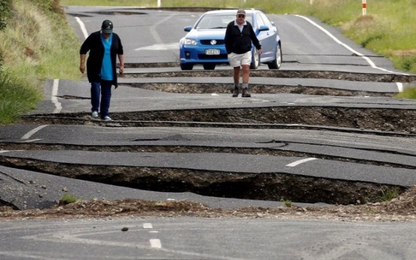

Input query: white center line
[286,158,317,167]
[21,125,48,140]
[143,223,153,229]
[150,239,162,249]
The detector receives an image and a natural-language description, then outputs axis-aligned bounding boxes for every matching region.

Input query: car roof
[203,9,259,16]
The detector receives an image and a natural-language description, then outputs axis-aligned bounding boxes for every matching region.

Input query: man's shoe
[242,89,251,98]
[103,116,112,121]
[91,111,99,118]
[232,87,239,97]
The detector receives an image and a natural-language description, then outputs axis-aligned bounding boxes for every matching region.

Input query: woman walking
[79,19,124,121]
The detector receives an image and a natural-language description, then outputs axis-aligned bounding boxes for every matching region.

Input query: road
[2,217,416,260]
[1,6,416,260]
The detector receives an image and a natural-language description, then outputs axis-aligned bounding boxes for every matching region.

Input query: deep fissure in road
[22,106,416,134]
[7,70,416,207]
[0,156,404,205]
[121,82,396,97]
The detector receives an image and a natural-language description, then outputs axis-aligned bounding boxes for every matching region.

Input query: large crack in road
[3,69,416,207]
[0,156,404,205]
[21,106,416,134]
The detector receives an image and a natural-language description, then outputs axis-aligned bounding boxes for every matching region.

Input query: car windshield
[195,14,253,29]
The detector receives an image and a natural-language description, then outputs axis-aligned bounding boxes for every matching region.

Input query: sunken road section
[123,69,416,83]
[13,106,416,206]
[21,107,416,135]
[7,69,416,206]
[0,154,405,205]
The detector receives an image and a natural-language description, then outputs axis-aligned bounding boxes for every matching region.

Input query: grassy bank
[0,0,80,125]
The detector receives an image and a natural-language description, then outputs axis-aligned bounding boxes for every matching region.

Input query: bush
[0,0,11,31]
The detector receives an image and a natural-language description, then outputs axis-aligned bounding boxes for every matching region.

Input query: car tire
[268,43,282,70]
[250,48,260,69]
[180,63,194,70]
[203,64,216,70]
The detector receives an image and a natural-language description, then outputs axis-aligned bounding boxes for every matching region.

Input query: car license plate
[205,49,220,55]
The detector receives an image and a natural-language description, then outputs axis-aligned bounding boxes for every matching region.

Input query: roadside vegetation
[0,0,80,125]
[59,193,81,205]
[1,0,416,125]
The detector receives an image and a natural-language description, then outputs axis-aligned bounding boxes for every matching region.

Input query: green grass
[0,0,81,125]
[59,193,81,205]
[280,197,292,207]
[0,72,41,124]
[396,85,416,99]
[378,186,400,202]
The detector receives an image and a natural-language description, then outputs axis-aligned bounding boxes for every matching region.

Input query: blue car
[179,9,282,70]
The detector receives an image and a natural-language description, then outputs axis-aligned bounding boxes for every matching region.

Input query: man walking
[225,9,262,97]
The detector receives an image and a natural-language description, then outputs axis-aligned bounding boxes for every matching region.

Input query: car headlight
[184,38,197,45]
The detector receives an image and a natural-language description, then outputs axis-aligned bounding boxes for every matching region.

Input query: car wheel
[180,63,193,70]
[268,43,282,70]
[250,48,260,69]
[203,64,216,70]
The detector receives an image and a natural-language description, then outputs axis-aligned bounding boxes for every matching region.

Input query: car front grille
[200,40,225,45]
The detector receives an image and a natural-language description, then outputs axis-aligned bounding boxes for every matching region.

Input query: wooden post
[362,0,367,15]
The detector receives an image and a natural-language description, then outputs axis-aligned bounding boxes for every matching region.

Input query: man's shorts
[228,51,251,67]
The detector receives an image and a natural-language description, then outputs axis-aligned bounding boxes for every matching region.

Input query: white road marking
[396,82,404,92]
[0,150,23,154]
[23,139,42,143]
[21,125,48,140]
[23,229,247,260]
[75,17,89,39]
[150,14,175,44]
[51,17,86,118]
[286,158,317,167]
[135,42,178,51]
[0,251,56,260]
[295,15,408,76]
[150,239,162,249]
[52,79,62,114]
[143,223,153,229]
[144,223,161,247]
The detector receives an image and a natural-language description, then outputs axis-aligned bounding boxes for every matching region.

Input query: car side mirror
[184,26,192,32]
[259,25,269,32]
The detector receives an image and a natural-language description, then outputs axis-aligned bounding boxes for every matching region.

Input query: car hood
[186,29,226,40]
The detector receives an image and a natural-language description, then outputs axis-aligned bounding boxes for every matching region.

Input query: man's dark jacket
[224,21,261,54]
[80,31,123,87]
